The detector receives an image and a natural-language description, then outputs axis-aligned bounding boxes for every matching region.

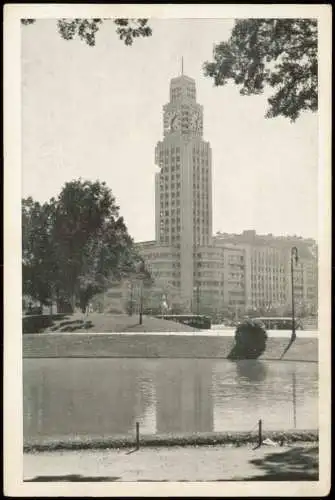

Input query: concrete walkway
[24,443,318,482]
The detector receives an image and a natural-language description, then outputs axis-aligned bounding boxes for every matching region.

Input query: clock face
[191,110,201,132]
[165,110,181,132]
[171,111,181,131]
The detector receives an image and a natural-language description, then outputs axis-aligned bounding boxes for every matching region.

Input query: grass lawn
[23,312,200,334]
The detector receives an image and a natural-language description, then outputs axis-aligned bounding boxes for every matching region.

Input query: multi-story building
[135,71,318,319]
[137,70,223,314]
[214,230,318,315]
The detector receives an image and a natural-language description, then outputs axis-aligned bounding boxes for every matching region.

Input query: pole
[258,419,262,447]
[139,280,143,325]
[136,421,140,450]
[197,284,200,315]
[291,247,298,342]
[129,281,133,316]
[292,372,297,429]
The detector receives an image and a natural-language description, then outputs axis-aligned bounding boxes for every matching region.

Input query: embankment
[24,430,318,453]
[23,333,318,362]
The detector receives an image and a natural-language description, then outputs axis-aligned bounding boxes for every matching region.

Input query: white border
[4,3,332,496]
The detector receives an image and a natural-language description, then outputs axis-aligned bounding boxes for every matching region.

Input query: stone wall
[23,333,318,362]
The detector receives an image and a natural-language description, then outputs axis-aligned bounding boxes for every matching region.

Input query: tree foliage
[22,197,57,305]
[22,179,148,312]
[203,19,318,121]
[22,17,317,121]
[21,17,152,47]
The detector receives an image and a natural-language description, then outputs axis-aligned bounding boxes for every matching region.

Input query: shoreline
[23,333,318,361]
[24,429,318,453]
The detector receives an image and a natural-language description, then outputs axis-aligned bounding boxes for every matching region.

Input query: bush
[229,319,268,359]
[22,313,69,334]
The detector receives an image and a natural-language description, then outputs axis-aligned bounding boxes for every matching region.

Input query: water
[23,358,318,441]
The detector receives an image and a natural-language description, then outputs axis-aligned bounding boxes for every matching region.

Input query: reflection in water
[292,371,297,429]
[24,360,150,438]
[155,360,213,434]
[235,360,268,382]
[23,358,318,442]
[135,374,157,435]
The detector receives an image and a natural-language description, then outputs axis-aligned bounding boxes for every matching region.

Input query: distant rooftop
[214,230,316,244]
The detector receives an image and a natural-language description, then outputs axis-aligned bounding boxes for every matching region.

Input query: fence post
[258,419,262,447]
[136,421,140,450]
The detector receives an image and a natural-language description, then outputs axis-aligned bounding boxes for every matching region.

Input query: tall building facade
[214,230,318,316]
[136,72,318,319]
[138,72,220,313]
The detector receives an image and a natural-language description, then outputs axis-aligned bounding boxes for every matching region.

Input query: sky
[22,18,318,241]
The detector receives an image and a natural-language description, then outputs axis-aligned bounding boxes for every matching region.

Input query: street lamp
[193,283,200,315]
[128,280,134,316]
[135,261,146,325]
[291,247,299,342]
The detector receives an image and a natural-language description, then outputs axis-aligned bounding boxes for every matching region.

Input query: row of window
[197,271,221,278]
[171,88,183,99]
[229,272,244,279]
[252,257,283,265]
[193,159,209,165]
[145,252,179,259]
[251,266,286,271]
[160,191,181,198]
[160,237,180,244]
[192,148,208,155]
[160,210,180,217]
[228,282,244,288]
[159,146,180,153]
[193,216,209,223]
[160,183,182,191]
[160,163,181,171]
[160,166,180,174]
[228,256,244,264]
[251,274,286,280]
[197,262,224,269]
[193,205,210,212]
[160,173,181,181]
[160,216,181,224]
[160,198,181,205]
[160,151,181,158]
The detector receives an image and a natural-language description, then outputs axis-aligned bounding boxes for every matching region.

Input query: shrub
[22,313,69,334]
[229,319,268,359]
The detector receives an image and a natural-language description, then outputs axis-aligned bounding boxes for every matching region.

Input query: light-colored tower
[154,68,213,310]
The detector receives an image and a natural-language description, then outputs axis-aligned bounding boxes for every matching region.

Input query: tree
[22,17,317,121]
[22,179,147,313]
[51,179,140,310]
[22,197,57,307]
[203,19,317,121]
[21,18,152,47]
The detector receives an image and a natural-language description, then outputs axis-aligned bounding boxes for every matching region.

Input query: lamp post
[292,371,297,428]
[128,280,134,316]
[291,247,299,342]
[135,261,146,325]
[193,283,200,315]
[139,280,144,325]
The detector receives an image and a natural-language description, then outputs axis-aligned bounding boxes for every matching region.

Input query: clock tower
[154,71,213,310]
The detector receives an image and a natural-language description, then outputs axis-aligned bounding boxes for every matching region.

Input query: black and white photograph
[4,4,331,496]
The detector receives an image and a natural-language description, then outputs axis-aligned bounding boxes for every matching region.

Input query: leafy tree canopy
[22,17,317,121]
[22,179,149,312]
[21,18,152,46]
[22,197,57,305]
[203,19,317,121]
